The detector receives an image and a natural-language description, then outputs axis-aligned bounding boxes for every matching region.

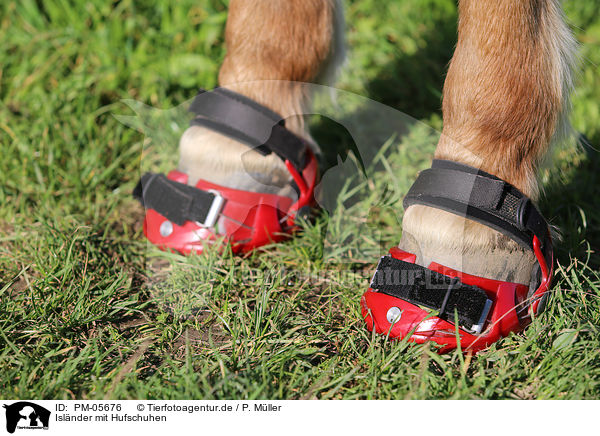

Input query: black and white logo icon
[3,402,50,434]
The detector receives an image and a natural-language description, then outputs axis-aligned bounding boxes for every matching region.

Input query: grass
[0,0,599,399]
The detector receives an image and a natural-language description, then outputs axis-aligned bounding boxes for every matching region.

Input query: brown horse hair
[217,0,344,138]
[434,0,577,198]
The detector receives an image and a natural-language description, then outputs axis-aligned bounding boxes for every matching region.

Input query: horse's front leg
[361,0,577,350]
[400,0,576,283]
[179,0,343,192]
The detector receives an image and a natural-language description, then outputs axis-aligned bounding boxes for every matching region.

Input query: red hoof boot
[133,87,318,254]
[361,160,554,353]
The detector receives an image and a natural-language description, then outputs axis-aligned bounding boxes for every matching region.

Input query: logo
[3,402,50,434]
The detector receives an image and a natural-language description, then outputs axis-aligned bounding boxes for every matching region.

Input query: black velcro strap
[370,255,492,332]
[133,172,223,227]
[403,160,552,266]
[189,88,307,169]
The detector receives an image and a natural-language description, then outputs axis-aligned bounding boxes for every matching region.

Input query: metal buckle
[438,278,492,335]
[195,190,225,228]
[468,298,493,335]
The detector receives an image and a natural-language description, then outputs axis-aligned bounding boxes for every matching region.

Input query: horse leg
[399,0,577,283]
[179,0,344,193]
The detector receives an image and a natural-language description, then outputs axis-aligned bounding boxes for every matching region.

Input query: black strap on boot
[188,87,308,170]
[370,255,492,332]
[133,173,225,228]
[403,160,552,267]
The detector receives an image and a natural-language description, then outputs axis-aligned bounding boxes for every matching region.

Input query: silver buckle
[468,299,493,335]
[195,190,225,228]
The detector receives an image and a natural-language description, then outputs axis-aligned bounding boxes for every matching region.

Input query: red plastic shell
[361,245,551,353]
[142,149,318,254]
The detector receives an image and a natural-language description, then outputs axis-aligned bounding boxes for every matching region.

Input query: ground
[1,0,599,399]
